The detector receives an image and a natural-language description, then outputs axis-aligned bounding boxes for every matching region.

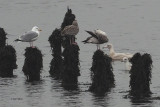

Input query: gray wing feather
[97,34,108,43]
[95,32,108,43]
[20,31,38,42]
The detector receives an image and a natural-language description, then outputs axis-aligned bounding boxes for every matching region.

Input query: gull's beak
[39,29,42,31]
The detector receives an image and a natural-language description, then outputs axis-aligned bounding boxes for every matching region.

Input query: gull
[61,20,79,44]
[82,29,109,50]
[103,43,133,61]
[15,26,42,47]
[122,57,132,71]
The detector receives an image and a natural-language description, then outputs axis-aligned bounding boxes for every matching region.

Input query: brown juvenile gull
[61,20,79,44]
[82,29,109,50]
[15,26,42,48]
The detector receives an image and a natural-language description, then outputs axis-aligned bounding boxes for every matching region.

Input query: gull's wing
[20,31,38,42]
[85,30,99,40]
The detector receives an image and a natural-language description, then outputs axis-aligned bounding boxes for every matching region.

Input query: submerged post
[89,50,114,94]
[48,28,63,79]
[129,53,152,97]
[22,47,43,82]
[0,28,17,77]
[62,44,80,86]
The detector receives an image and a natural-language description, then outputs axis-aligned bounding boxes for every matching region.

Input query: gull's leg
[97,44,98,50]
[31,42,35,48]
[71,36,77,45]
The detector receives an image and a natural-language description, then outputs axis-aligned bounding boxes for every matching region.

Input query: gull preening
[15,26,42,47]
[82,29,109,50]
[61,20,79,44]
[103,43,133,61]
[122,57,132,71]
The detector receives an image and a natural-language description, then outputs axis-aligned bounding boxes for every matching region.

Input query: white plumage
[103,43,133,61]
[15,26,42,47]
[122,57,132,71]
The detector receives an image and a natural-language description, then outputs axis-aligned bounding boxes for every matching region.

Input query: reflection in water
[62,83,79,91]
[50,79,82,107]
[60,89,81,107]
[24,80,45,107]
[91,92,110,107]
[123,92,153,107]
[129,96,153,107]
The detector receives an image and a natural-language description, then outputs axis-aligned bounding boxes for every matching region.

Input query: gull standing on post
[61,20,79,44]
[82,29,109,50]
[15,26,42,48]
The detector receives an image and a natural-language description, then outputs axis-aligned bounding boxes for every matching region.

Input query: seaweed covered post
[48,28,63,79]
[89,50,114,94]
[61,7,75,31]
[0,45,17,77]
[0,28,17,77]
[62,44,80,86]
[22,47,43,82]
[129,53,152,97]
[0,27,7,47]
[60,7,80,88]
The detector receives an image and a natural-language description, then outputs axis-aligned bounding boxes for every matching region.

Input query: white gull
[15,26,42,47]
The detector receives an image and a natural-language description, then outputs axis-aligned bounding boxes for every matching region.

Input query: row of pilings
[0,8,153,97]
[48,8,115,93]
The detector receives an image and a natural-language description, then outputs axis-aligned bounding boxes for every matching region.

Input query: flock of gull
[14,19,133,71]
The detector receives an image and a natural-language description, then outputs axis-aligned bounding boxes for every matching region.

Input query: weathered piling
[129,53,152,97]
[0,27,7,47]
[22,47,43,82]
[89,50,114,94]
[60,8,80,87]
[0,28,17,77]
[62,44,80,85]
[61,7,75,31]
[0,45,17,77]
[48,28,63,79]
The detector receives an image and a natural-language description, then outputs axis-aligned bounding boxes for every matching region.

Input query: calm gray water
[0,0,160,107]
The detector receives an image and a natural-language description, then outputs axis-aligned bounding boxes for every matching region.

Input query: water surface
[0,0,160,106]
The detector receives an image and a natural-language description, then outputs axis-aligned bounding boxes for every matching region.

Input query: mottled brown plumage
[61,20,79,36]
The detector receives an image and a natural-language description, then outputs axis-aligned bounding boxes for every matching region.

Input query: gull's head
[122,57,128,62]
[32,26,42,32]
[103,43,113,49]
[72,20,78,26]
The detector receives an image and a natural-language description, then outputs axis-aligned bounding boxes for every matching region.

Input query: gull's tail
[14,39,22,43]
[14,39,21,41]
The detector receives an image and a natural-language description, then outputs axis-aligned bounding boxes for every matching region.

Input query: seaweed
[48,28,63,79]
[62,44,80,85]
[22,47,43,82]
[89,50,114,94]
[129,53,152,97]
